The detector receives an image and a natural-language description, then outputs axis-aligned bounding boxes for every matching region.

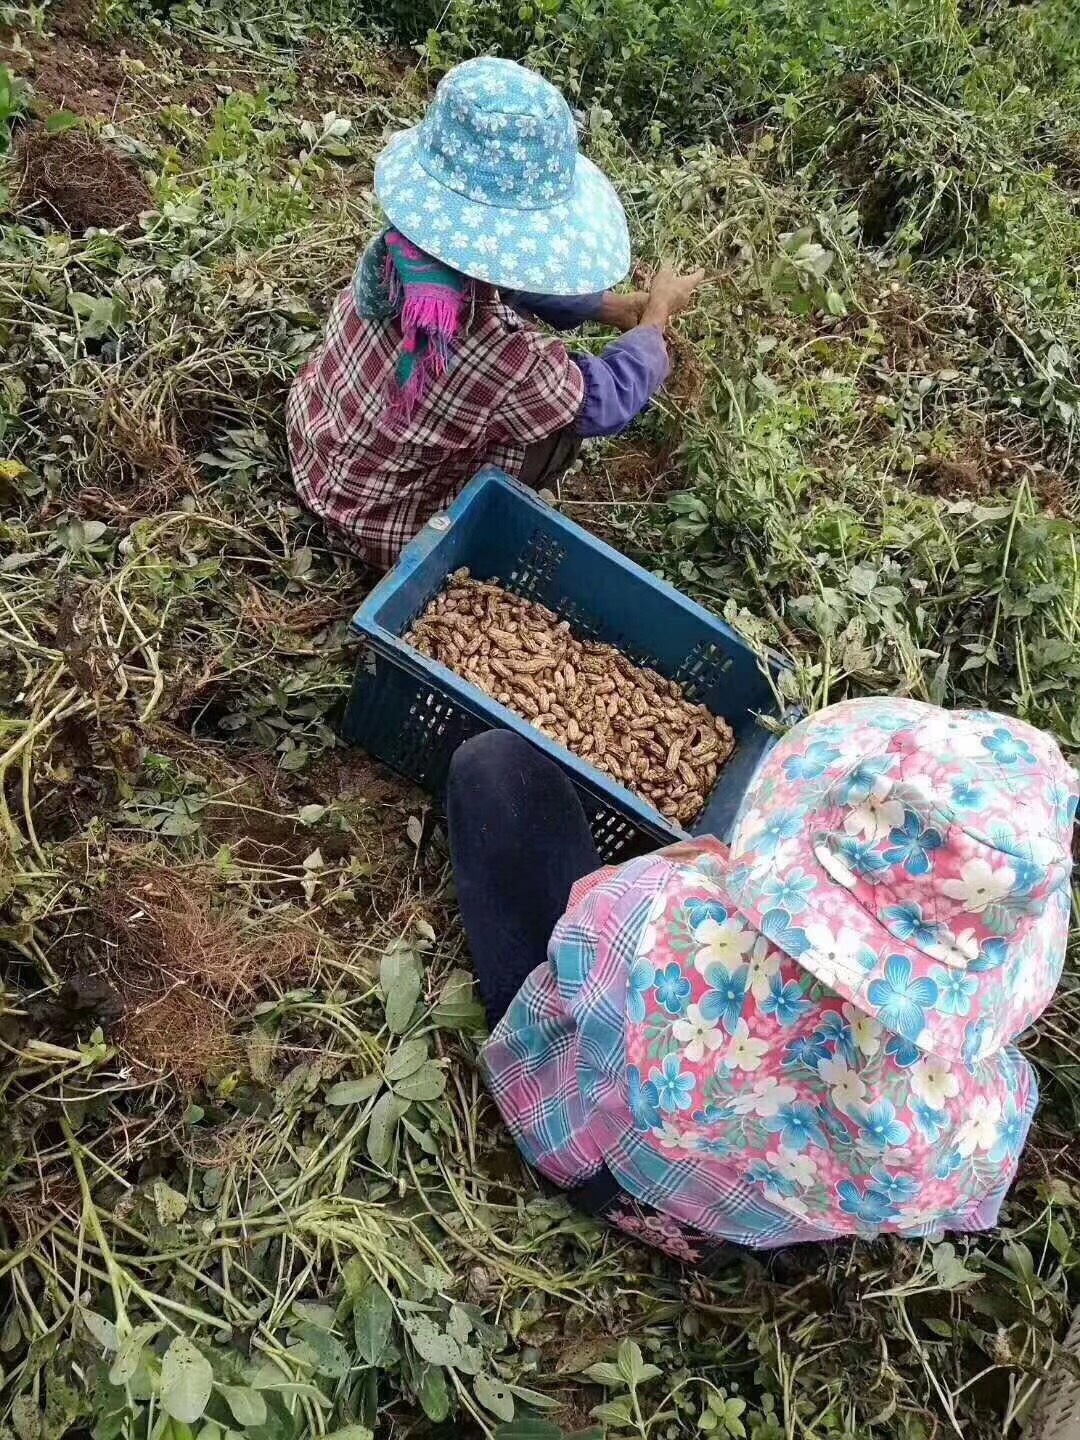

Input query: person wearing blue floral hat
[287,57,703,569]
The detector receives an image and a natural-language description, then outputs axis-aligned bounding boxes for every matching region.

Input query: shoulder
[476,297,571,366]
[294,284,395,390]
[565,845,734,932]
[556,850,732,996]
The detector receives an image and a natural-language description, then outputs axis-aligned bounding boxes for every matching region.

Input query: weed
[0,62,26,149]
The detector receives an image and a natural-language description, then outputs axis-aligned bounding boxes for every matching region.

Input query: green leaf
[380,941,417,991]
[69,293,127,341]
[583,1361,625,1387]
[219,1387,266,1428]
[591,1395,636,1427]
[715,1397,746,1435]
[923,1318,953,1338]
[154,1179,189,1225]
[453,1341,484,1375]
[288,546,315,578]
[385,1038,429,1082]
[319,1430,373,1440]
[11,1395,42,1440]
[432,968,486,1031]
[494,1423,562,1440]
[931,1241,980,1290]
[1005,1239,1036,1283]
[366,1091,404,1168]
[295,1300,337,1330]
[326,1076,382,1105]
[400,1115,439,1154]
[403,1314,461,1367]
[384,974,421,1034]
[1049,1218,1072,1260]
[245,1363,324,1402]
[380,945,422,1034]
[109,1323,163,1385]
[293,1322,350,1378]
[506,1384,562,1411]
[351,1278,394,1366]
[414,1363,450,1422]
[160,1337,214,1424]
[448,1305,472,1345]
[474,1374,515,1422]
[80,1309,119,1352]
[1,1310,21,1352]
[616,1338,660,1388]
[391,1062,446,1103]
[279,744,311,772]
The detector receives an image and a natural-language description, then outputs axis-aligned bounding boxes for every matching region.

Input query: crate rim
[349,467,789,842]
[352,468,787,668]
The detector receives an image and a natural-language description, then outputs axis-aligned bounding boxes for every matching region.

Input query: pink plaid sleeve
[480,859,658,1188]
[487,332,585,447]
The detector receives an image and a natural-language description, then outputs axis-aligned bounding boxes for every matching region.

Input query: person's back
[451,698,1076,1264]
[287,280,583,568]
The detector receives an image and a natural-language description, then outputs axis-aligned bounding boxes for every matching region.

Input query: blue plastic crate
[343,467,786,861]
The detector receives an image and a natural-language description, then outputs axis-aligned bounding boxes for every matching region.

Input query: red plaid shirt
[286,286,585,568]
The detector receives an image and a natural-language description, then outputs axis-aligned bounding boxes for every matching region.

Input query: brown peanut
[404,573,736,826]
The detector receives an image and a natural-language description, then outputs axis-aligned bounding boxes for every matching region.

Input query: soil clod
[14,124,153,233]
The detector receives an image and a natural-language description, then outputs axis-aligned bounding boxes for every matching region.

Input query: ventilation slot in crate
[506,530,565,605]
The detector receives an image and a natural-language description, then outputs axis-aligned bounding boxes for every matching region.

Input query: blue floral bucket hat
[374,58,631,297]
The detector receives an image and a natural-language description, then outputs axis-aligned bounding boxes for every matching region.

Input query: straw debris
[103,867,308,1084]
[14,124,152,233]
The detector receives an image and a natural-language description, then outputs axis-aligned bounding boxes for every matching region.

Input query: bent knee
[448,730,536,792]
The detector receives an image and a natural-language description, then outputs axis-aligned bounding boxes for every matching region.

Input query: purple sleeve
[572,327,670,438]
[512,291,606,330]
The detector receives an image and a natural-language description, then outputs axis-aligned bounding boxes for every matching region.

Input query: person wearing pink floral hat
[446,698,1077,1266]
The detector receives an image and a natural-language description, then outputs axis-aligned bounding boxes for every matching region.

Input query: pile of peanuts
[405,571,735,825]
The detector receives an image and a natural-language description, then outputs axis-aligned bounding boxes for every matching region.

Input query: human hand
[642,266,707,325]
[597,290,650,331]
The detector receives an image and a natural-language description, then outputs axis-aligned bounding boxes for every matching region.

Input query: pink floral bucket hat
[611,699,1076,1240]
[726,698,1077,1066]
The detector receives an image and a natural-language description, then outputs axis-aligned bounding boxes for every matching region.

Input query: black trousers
[446,728,599,1027]
[518,425,582,491]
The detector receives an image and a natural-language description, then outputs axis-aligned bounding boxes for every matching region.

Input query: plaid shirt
[480,855,818,1251]
[286,286,585,568]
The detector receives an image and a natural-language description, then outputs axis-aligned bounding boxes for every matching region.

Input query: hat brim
[374,127,631,296]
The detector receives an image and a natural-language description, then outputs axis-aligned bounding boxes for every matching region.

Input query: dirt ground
[1,0,411,123]
[1,0,140,118]
[917,439,1069,512]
